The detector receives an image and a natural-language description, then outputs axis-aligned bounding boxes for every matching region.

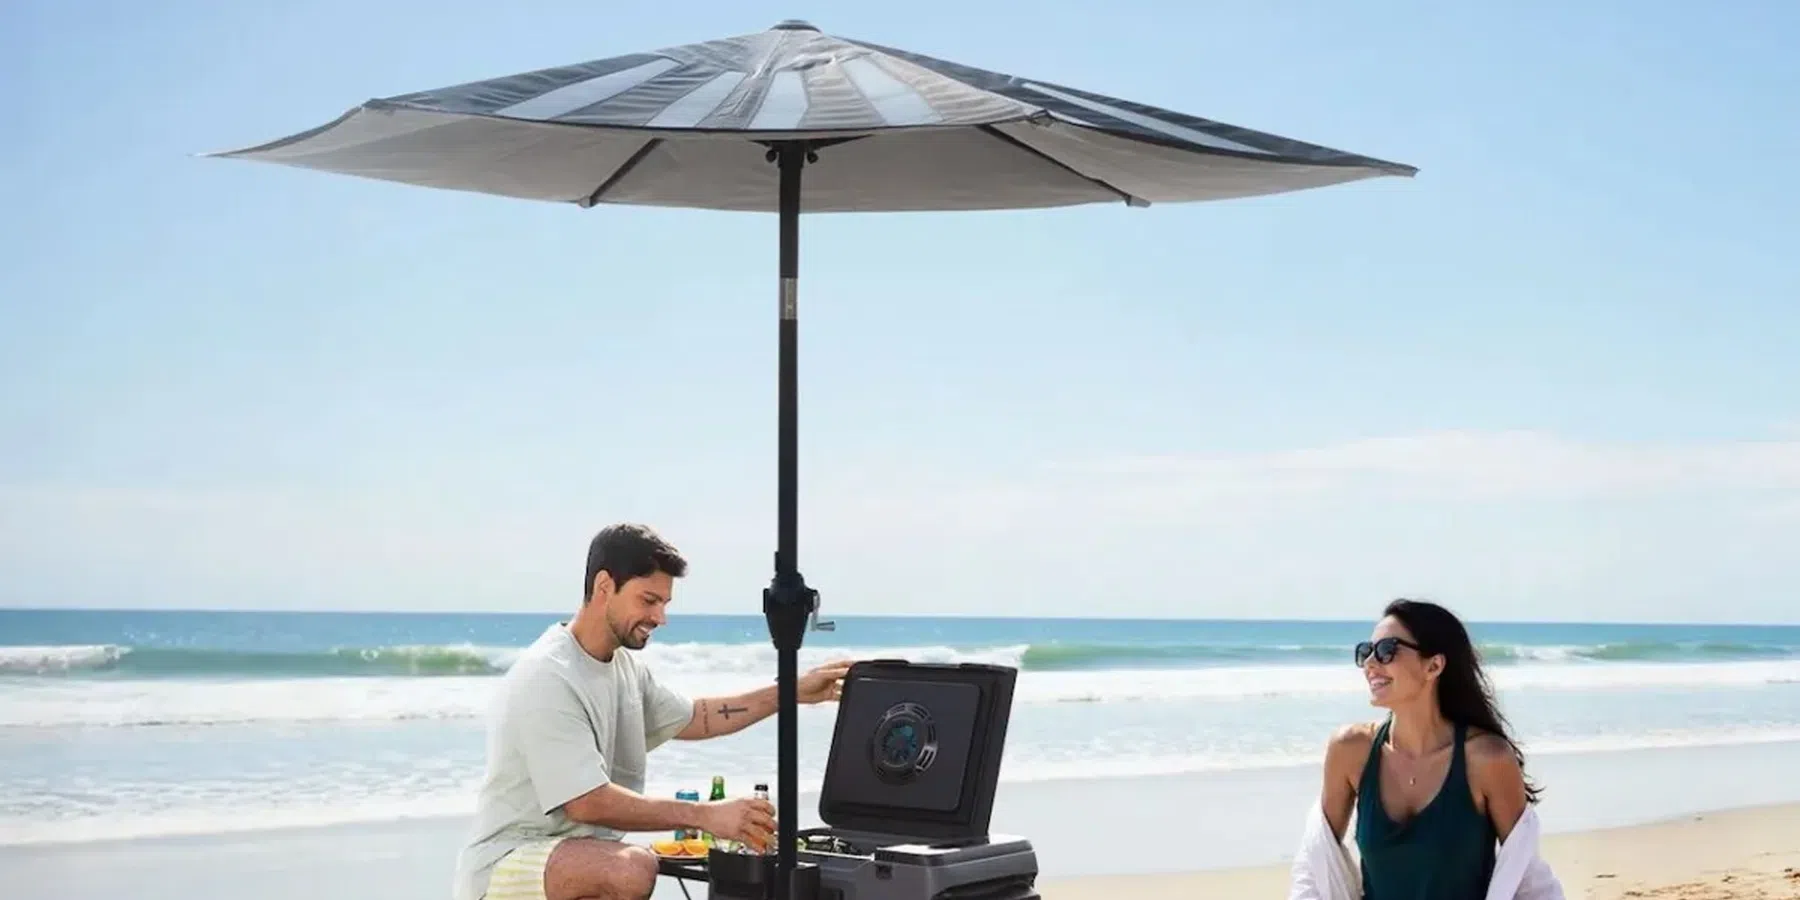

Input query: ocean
[4,609,1799,848]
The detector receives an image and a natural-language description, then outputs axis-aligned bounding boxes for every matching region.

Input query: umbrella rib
[977,125,1147,208]
[579,138,663,207]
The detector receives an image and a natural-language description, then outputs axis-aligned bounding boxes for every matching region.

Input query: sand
[7,742,1800,900]
[10,802,1798,900]
[1534,804,1800,900]
[1041,804,1800,899]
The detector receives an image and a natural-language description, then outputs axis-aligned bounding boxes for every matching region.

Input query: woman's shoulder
[1329,720,1382,748]
[1461,726,1519,763]
[1461,726,1526,787]
[1322,720,1382,773]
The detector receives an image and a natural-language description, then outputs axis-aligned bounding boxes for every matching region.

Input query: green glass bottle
[706,775,730,850]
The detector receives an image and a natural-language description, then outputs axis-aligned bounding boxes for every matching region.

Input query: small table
[657,855,709,883]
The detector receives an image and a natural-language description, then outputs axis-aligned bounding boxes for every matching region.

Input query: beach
[5,610,1800,898]
[7,741,1800,900]
[1045,803,1800,900]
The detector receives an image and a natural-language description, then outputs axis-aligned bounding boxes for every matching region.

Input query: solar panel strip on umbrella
[644,72,750,129]
[489,58,683,121]
[793,59,884,131]
[836,57,942,128]
[379,53,679,117]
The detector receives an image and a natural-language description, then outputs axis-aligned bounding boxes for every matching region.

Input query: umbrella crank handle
[808,593,835,632]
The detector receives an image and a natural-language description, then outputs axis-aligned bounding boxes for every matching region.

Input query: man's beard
[615,622,649,650]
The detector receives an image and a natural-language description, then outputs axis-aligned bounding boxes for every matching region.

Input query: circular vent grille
[867,701,939,785]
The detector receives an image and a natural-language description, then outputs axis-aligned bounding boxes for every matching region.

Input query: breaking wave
[4,636,1793,680]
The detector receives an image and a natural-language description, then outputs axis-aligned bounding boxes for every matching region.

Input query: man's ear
[590,571,615,604]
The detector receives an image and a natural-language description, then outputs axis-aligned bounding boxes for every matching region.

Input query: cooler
[706,659,1041,900]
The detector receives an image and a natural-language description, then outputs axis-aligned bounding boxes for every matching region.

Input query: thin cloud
[1051,430,1800,501]
[3,429,1797,619]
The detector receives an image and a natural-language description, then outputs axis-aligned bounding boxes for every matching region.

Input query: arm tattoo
[717,704,748,720]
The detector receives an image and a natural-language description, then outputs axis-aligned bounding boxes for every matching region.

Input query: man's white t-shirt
[453,622,694,900]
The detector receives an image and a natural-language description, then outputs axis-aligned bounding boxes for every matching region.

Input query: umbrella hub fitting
[764,569,823,651]
[764,143,820,167]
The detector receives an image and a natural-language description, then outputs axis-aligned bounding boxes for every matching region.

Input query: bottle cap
[755,783,769,791]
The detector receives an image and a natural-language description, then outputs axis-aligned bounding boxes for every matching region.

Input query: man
[453,523,852,900]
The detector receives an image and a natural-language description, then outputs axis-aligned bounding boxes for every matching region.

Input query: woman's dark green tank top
[1353,719,1496,900]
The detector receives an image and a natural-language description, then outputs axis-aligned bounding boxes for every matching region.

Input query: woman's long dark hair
[1385,598,1543,804]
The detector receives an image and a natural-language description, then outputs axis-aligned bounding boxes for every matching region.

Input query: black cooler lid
[817,659,1018,840]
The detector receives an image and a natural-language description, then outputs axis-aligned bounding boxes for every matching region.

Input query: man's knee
[544,838,659,900]
[617,844,658,898]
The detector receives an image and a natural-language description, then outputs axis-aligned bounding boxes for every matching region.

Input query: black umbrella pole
[763,140,814,900]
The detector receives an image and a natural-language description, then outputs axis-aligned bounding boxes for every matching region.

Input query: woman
[1318,599,1542,899]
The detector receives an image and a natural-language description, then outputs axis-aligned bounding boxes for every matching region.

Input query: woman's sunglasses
[1354,636,1421,666]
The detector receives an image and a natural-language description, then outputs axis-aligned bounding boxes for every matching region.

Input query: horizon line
[1,604,1795,630]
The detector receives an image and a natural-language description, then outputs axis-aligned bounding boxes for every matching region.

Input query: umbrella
[207,19,1416,894]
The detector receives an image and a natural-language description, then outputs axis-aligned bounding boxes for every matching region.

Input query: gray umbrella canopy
[211,22,1414,895]
[210,19,1415,212]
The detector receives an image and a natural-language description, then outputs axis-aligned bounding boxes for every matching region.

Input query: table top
[656,855,709,882]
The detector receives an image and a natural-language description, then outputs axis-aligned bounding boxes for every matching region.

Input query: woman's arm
[1320,723,1375,841]
[1467,732,1529,842]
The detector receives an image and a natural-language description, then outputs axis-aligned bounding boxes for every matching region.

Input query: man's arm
[675,684,777,740]
[561,783,705,832]
[514,676,703,833]
[564,787,775,854]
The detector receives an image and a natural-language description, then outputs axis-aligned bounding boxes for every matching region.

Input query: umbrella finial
[770,19,819,31]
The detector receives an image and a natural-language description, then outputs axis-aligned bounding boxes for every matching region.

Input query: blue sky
[3,1,1797,623]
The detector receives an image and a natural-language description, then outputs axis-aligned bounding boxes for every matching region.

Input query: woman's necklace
[1388,734,1449,786]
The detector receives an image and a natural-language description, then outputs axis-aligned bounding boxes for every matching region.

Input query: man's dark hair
[583,523,687,603]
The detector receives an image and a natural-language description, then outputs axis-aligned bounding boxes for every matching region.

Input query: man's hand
[798,659,853,704]
[699,796,778,853]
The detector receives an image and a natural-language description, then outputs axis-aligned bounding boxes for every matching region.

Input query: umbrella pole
[763,139,816,900]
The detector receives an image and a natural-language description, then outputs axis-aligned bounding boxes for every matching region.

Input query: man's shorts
[485,839,564,900]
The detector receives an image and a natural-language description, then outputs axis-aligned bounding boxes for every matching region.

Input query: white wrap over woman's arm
[1287,801,1359,900]
[1484,805,1566,900]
